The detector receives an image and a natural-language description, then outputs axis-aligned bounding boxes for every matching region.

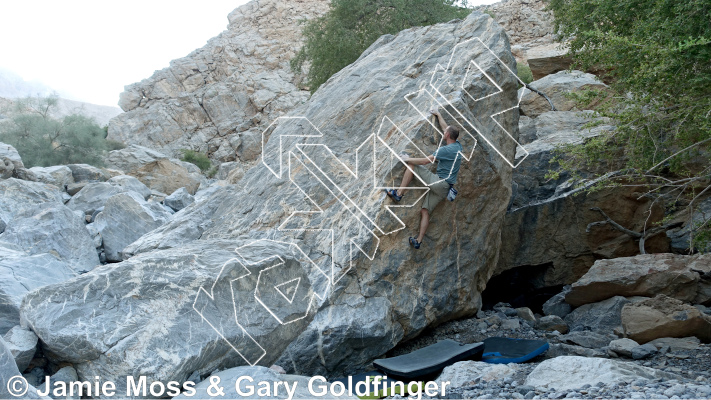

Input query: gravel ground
[382,307,711,399]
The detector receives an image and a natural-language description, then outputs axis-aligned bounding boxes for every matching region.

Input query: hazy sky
[0,0,498,107]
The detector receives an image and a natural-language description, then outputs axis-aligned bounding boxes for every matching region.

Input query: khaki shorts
[412,164,450,214]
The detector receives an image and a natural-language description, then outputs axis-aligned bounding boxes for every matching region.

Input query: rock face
[26,11,521,381]
[27,166,74,190]
[621,295,711,344]
[564,296,633,334]
[0,178,64,231]
[107,0,330,162]
[526,44,573,80]
[0,243,77,335]
[0,142,24,171]
[93,192,172,261]
[520,71,607,118]
[436,361,519,387]
[485,0,554,49]
[105,145,205,195]
[524,356,679,391]
[3,326,38,372]
[485,0,570,79]
[566,254,711,307]
[164,187,195,212]
[0,203,99,273]
[497,182,669,290]
[21,239,330,396]
[0,336,43,399]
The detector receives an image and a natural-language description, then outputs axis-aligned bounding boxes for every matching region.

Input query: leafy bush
[546,0,711,251]
[291,0,472,93]
[0,95,121,168]
[516,62,533,84]
[180,149,212,172]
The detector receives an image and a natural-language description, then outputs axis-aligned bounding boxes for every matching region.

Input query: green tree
[545,0,711,251]
[0,94,121,167]
[291,0,472,93]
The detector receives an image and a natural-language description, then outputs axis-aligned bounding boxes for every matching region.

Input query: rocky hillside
[107,0,330,162]
[484,0,571,79]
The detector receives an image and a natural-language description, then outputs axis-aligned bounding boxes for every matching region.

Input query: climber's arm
[432,110,448,133]
[404,155,435,165]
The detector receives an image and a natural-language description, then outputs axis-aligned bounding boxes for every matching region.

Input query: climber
[385,109,463,249]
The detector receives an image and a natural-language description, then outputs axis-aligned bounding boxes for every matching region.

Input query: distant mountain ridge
[0,68,122,126]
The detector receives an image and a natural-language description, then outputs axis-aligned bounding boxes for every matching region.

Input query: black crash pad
[373,339,484,379]
[481,337,549,364]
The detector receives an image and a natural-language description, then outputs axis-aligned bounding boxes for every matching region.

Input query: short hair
[446,126,460,140]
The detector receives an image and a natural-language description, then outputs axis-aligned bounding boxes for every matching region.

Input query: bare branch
[524,83,557,111]
[646,137,711,174]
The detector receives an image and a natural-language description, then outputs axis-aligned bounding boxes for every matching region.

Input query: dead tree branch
[586,207,683,254]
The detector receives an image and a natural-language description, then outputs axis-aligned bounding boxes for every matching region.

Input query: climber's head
[445,126,459,141]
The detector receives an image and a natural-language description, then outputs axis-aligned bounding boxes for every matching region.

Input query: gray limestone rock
[93,192,172,261]
[0,336,43,399]
[0,247,77,335]
[542,286,572,318]
[519,70,607,118]
[66,164,109,183]
[2,326,38,372]
[565,296,632,334]
[66,182,125,216]
[0,178,64,228]
[28,166,74,190]
[107,174,152,200]
[21,239,330,396]
[0,203,99,273]
[164,187,195,212]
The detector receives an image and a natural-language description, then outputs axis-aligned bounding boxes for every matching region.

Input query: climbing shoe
[409,237,421,249]
[385,189,402,202]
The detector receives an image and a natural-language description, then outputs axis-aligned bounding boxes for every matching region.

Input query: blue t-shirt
[432,141,463,185]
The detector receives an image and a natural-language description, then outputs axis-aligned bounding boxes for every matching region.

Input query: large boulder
[564,295,633,334]
[0,203,100,273]
[524,43,573,80]
[3,326,38,372]
[515,111,614,158]
[566,254,711,307]
[106,175,152,200]
[66,182,125,215]
[436,361,519,388]
[0,248,77,335]
[0,142,24,170]
[163,187,195,212]
[67,177,155,216]
[0,178,64,231]
[21,239,330,396]
[93,192,172,261]
[0,336,43,399]
[621,295,711,343]
[519,70,607,118]
[131,160,202,195]
[28,10,521,381]
[524,356,679,391]
[105,145,170,173]
[66,164,110,183]
[104,146,206,195]
[28,166,74,189]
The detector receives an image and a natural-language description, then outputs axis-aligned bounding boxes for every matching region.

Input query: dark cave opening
[481,263,564,315]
